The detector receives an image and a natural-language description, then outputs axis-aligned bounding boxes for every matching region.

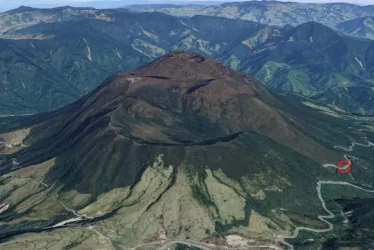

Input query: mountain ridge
[1,7,374,116]
[336,16,374,40]
[128,0,374,27]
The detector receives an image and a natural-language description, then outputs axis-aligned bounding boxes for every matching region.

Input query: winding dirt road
[279,137,374,250]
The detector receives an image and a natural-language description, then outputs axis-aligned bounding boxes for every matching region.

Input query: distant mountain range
[127,1,374,28]
[0,8,263,114]
[0,9,151,114]
[1,51,374,250]
[219,22,374,114]
[0,1,224,12]
[0,6,374,115]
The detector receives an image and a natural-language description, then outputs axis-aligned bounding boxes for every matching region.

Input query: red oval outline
[337,159,351,174]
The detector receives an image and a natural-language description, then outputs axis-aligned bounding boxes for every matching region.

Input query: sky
[0,0,372,11]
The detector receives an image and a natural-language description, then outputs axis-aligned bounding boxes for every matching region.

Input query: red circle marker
[337,160,351,174]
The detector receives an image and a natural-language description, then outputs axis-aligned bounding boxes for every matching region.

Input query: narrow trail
[279,136,374,250]
[87,225,116,249]
[2,173,49,187]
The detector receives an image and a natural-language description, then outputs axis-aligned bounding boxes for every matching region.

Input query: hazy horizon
[0,0,372,11]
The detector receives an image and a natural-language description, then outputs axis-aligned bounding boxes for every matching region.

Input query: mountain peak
[289,21,339,41]
[27,51,337,168]
[6,5,36,13]
[163,50,206,61]
[133,50,235,81]
[298,21,332,29]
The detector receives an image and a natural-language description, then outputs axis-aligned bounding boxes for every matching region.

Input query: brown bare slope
[27,51,338,162]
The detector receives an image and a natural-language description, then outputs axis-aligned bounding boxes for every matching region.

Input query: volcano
[0,51,373,249]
